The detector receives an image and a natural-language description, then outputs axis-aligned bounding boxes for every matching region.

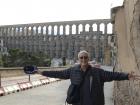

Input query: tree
[2,49,51,67]
[0,53,3,67]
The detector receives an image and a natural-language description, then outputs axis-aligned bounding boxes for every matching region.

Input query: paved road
[0,66,114,105]
[0,80,70,105]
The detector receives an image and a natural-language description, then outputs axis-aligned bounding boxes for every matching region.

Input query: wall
[111,0,140,105]
[0,66,67,78]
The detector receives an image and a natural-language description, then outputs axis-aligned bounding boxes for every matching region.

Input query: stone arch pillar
[49,36,55,58]
[30,26,33,35]
[67,36,72,59]
[46,25,48,35]
[0,28,3,36]
[52,25,54,35]
[7,27,10,36]
[63,25,66,35]
[104,23,108,47]
[54,25,58,35]
[41,26,43,35]
[57,25,60,35]
[21,27,24,36]
[76,24,79,34]
[36,26,38,35]
[16,27,19,36]
[69,25,72,34]
[26,26,29,36]
[61,35,67,58]
[13,27,16,36]
[55,36,61,58]
[1,28,3,36]
[89,24,93,32]
[83,24,85,32]
[4,27,8,36]
[97,24,100,31]
[74,36,80,61]
[59,25,63,35]
[15,27,17,36]
[10,27,13,36]
[0,28,1,36]
[3,28,6,36]
[23,27,27,36]
[104,23,108,34]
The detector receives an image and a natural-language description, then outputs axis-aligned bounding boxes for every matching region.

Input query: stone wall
[0,66,67,78]
[111,0,140,105]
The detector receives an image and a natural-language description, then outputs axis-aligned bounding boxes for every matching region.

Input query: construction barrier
[3,86,15,94]
[12,84,20,92]
[40,78,50,85]
[18,82,28,90]
[26,82,32,89]
[0,87,4,96]
[31,80,42,87]
[0,77,62,97]
[48,78,56,83]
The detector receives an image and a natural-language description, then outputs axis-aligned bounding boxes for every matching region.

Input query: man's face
[78,53,89,66]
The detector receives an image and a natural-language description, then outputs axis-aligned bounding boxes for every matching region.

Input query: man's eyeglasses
[79,56,88,59]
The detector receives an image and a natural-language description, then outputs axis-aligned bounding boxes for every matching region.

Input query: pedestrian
[25,50,140,105]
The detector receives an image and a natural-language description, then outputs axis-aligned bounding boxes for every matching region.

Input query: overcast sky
[0,0,124,25]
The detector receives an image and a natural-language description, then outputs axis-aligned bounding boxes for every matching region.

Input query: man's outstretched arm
[24,65,71,79]
[36,68,71,79]
[100,69,140,82]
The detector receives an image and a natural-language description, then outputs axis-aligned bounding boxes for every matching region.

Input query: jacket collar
[74,64,92,71]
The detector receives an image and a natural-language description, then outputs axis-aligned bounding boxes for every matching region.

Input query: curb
[0,87,4,96]
[0,77,61,97]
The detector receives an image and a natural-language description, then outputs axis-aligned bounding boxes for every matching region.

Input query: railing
[0,66,69,87]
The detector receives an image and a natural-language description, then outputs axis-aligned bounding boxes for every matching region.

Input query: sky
[0,0,124,25]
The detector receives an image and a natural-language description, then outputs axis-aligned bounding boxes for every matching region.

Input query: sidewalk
[1,74,45,86]
[102,66,114,105]
[104,81,114,105]
[101,66,114,105]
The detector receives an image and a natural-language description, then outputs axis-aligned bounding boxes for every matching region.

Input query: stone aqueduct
[0,19,113,64]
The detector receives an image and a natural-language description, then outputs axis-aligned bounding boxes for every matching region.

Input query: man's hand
[128,71,140,80]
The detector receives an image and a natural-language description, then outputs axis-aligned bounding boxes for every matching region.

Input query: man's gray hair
[78,50,89,58]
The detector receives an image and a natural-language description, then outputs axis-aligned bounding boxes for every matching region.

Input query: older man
[26,50,140,105]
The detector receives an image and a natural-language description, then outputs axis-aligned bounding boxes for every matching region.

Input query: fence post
[0,73,1,87]
[29,74,30,82]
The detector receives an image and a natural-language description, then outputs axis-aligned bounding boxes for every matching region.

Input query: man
[27,50,140,105]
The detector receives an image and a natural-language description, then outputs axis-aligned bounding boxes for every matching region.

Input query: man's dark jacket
[42,65,129,105]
